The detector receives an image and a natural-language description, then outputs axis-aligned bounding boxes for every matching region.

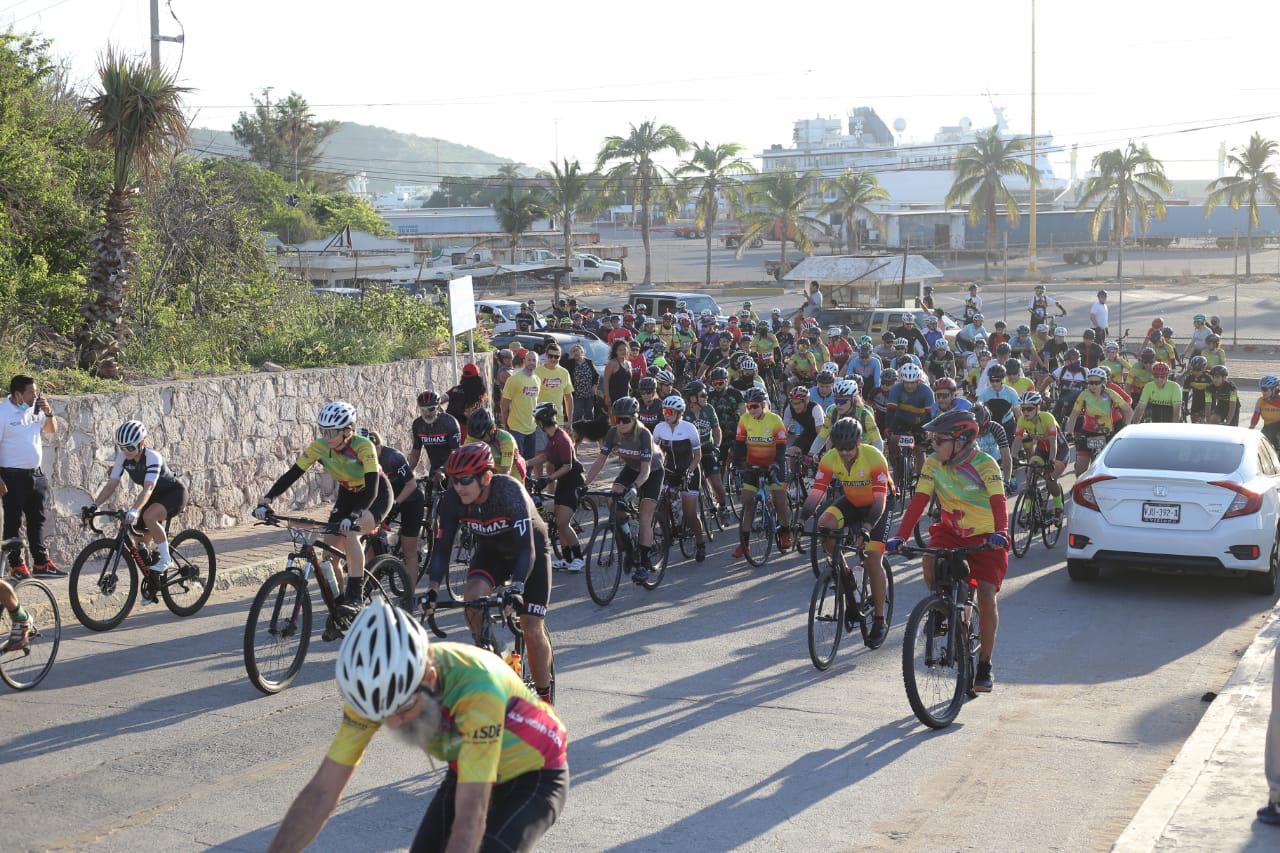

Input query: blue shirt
[961,324,990,346]
[809,388,837,409]
[887,383,936,431]
[978,385,1023,428]
[931,397,973,418]
[846,355,882,388]
[924,330,946,350]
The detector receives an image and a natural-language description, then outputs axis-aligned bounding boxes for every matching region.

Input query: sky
[5,0,1280,182]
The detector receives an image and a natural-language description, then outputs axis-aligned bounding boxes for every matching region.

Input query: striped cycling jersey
[295,435,379,490]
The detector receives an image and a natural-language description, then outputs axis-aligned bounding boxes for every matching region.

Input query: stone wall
[41,354,490,563]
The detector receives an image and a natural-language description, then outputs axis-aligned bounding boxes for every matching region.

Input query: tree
[944,125,1034,281]
[1204,133,1280,277]
[78,50,190,378]
[232,90,343,191]
[676,141,755,286]
[598,121,688,285]
[1078,142,1170,281]
[494,187,547,293]
[820,170,888,254]
[734,170,825,277]
[544,159,601,302]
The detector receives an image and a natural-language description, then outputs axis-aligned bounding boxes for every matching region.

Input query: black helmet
[987,364,1007,380]
[638,376,657,393]
[1210,364,1229,378]
[882,332,895,342]
[467,407,495,438]
[1082,329,1096,341]
[708,367,729,383]
[995,342,1012,358]
[829,417,863,451]
[1005,358,1022,375]
[972,402,991,429]
[1064,348,1081,361]
[1139,347,1156,364]
[611,396,639,418]
[684,380,706,397]
[743,387,768,405]
[923,409,979,443]
[1189,355,1208,370]
[534,402,558,427]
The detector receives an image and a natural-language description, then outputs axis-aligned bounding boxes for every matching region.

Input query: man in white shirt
[0,375,60,578]
[1089,290,1110,344]
[799,281,823,323]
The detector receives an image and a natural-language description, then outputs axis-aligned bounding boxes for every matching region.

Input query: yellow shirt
[501,370,542,434]
[1007,376,1034,399]
[534,364,574,407]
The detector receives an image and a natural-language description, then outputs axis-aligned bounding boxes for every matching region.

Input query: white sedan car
[1066,423,1280,595]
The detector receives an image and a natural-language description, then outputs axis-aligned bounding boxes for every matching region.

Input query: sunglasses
[936,392,953,399]
[453,474,480,486]
[745,403,763,411]
[663,408,681,416]
[419,405,438,412]
[1087,380,1104,386]
[617,416,634,425]
[120,444,140,453]
[835,396,852,404]
[1020,405,1039,411]
[320,427,347,438]
[545,354,560,360]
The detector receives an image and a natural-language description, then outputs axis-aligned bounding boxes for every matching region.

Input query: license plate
[899,435,915,448]
[1142,502,1180,524]
[1087,436,1106,450]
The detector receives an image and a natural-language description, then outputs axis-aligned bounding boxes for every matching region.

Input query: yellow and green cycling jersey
[1006,375,1035,399]
[1014,411,1060,453]
[1203,348,1227,367]
[750,334,780,356]
[295,434,379,490]
[789,351,820,378]
[1151,341,1177,365]
[819,403,882,448]
[916,451,1005,538]
[1099,358,1128,383]
[467,429,522,477]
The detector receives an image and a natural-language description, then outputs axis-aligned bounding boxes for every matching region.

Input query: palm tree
[676,141,755,286]
[821,170,888,254]
[1079,142,1170,281]
[944,125,1034,281]
[494,186,548,294]
[735,170,826,278]
[597,121,688,285]
[544,159,601,302]
[79,49,190,378]
[1204,133,1280,277]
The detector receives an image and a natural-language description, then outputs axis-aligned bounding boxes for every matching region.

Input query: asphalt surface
[3,422,1275,851]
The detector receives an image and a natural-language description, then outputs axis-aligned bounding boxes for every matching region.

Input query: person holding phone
[0,375,59,578]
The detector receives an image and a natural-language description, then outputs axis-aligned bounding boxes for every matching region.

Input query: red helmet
[445,443,494,479]
[1151,362,1171,378]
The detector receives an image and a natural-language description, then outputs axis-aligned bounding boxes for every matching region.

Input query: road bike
[0,539,60,690]
[242,512,411,694]
[656,475,704,560]
[1010,462,1063,557]
[418,476,471,595]
[721,453,744,522]
[807,528,895,671]
[889,432,920,514]
[898,543,990,729]
[530,482,599,569]
[68,510,216,631]
[783,455,815,554]
[423,589,555,704]
[585,489,671,605]
[739,466,779,568]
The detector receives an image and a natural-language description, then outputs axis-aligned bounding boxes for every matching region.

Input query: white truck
[524,249,625,283]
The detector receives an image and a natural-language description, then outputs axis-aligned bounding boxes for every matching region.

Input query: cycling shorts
[552,468,586,510]
[386,490,427,538]
[926,523,1010,591]
[328,474,392,526]
[1263,422,1280,451]
[822,495,894,553]
[410,767,568,853]
[615,465,664,502]
[664,466,701,496]
[466,529,552,616]
[142,481,187,520]
[700,452,721,477]
[1029,442,1070,466]
[741,466,783,493]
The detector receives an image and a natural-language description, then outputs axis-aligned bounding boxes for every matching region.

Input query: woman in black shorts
[583,396,664,581]
[530,402,587,573]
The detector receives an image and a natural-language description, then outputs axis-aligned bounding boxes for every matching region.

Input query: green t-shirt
[1138,379,1183,408]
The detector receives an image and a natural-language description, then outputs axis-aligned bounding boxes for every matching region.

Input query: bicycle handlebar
[81,508,127,535]
[252,511,361,536]
[894,543,993,559]
[421,593,521,640]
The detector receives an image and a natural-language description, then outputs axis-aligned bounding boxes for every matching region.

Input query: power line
[11,0,76,23]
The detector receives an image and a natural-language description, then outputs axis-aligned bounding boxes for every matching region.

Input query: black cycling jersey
[783,400,823,451]
[685,403,719,450]
[636,397,663,432]
[110,448,180,490]
[377,445,413,493]
[411,413,461,469]
[707,388,743,446]
[427,475,544,587]
[927,349,955,380]
[653,419,701,474]
[1039,341,1068,372]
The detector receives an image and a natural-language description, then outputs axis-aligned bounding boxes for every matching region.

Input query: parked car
[814,306,960,346]
[1067,423,1280,594]
[628,290,725,322]
[476,299,550,333]
[490,331,610,370]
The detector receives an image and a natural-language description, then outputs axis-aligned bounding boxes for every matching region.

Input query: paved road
[3,440,1275,851]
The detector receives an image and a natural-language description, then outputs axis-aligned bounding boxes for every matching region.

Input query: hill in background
[187,122,520,193]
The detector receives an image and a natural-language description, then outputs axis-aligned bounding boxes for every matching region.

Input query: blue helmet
[1262,375,1279,389]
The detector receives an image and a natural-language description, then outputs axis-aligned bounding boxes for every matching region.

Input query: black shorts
[553,467,586,509]
[467,528,552,616]
[615,465,664,502]
[700,452,721,477]
[328,474,392,526]
[387,490,426,538]
[411,768,568,853]
[143,481,187,519]
[824,494,893,548]
[664,465,700,495]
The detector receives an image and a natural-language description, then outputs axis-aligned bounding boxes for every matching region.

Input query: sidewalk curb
[1112,601,1280,851]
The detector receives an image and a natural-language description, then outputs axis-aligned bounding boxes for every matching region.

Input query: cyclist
[926,338,956,382]
[891,338,921,370]
[358,428,425,579]
[1128,347,1157,400]
[529,403,586,574]
[1048,347,1088,424]
[635,376,663,432]
[707,367,744,458]
[1182,355,1212,423]
[827,327,853,369]
[83,420,187,603]
[809,369,838,408]
[1027,283,1067,331]
[1078,329,1105,369]
[923,315,946,350]
[1184,314,1212,360]
[732,357,768,398]
[788,338,821,385]
[1205,365,1240,426]
[886,364,934,482]
[1152,327,1178,367]
[1132,361,1182,424]
[887,409,1010,694]
[847,342,883,388]
[813,378,883,455]
[466,407,526,482]
[962,283,982,324]
[655,368,677,402]
[685,381,729,523]
[1100,342,1129,385]
[1005,358,1034,400]
[978,365,1021,434]
[931,376,972,416]
[962,349,991,397]
[870,367,897,439]
[957,313,989,353]
[1013,391,1067,519]
[256,402,390,628]
[801,417,893,647]
[873,331,899,365]
[741,300,760,324]
[268,601,566,853]
[783,385,825,479]
[1008,324,1036,366]
[1142,317,1165,348]
[1067,368,1134,475]
[654,395,707,562]
[425,443,555,701]
[1250,376,1280,450]
[583,396,664,583]
[408,390,461,503]
[733,387,792,556]
[973,403,1013,486]
[891,313,929,358]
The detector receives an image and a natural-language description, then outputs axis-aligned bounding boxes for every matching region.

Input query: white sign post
[447,275,476,383]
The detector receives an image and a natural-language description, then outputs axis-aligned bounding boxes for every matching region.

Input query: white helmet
[899,364,923,382]
[656,369,675,385]
[1054,326,1068,337]
[317,401,357,429]
[662,395,686,413]
[335,600,430,722]
[1037,323,1050,333]
[894,338,909,348]
[740,357,758,372]
[834,379,859,397]
[822,361,839,375]
[1087,367,1109,380]
[115,420,147,447]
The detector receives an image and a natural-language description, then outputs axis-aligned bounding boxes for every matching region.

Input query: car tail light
[1210,481,1263,518]
[1072,475,1115,512]
[1069,534,1090,549]
[1229,545,1261,560]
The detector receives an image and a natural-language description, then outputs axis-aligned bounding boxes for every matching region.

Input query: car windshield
[577,338,609,365]
[1103,436,1244,474]
[683,295,721,316]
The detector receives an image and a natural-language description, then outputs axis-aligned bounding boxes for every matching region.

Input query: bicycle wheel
[367,554,413,610]
[453,526,475,566]
[642,515,671,590]
[586,519,621,606]
[674,500,695,559]
[809,526,828,578]
[244,571,313,695]
[743,494,775,568]
[0,579,60,690]
[807,568,845,671]
[902,596,967,729]
[444,533,469,602]
[572,495,599,555]
[725,464,743,522]
[68,539,139,632]
[1010,490,1035,558]
[858,558,894,650]
[698,489,717,540]
[787,476,807,552]
[1041,485,1063,548]
[161,529,216,617]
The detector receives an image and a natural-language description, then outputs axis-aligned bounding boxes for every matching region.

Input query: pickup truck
[721,230,763,249]
[628,290,726,322]
[526,250,626,282]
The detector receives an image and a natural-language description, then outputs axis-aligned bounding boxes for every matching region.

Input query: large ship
[758,105,1069,208]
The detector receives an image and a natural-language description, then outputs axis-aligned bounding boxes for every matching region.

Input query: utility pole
[1027,0,1038,278]
[150,0,184,71]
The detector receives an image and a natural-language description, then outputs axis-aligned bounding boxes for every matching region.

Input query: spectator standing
[1089,290,1110,344]
[0,375,60,577]
[799,281,823,323]
[1260,642,1280,825]
[500,352,542,460]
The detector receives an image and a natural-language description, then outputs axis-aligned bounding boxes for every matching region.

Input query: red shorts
[926,523,1010,591]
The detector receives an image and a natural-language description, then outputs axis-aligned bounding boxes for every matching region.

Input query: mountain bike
[585,489,671,605]
[0,539,60,690]
[898,543,990,729]
[242,512,411,694]
[68,509,216,632]
[423,589,555,704]
[807,528,895,671]
[1010,462,1062,557]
